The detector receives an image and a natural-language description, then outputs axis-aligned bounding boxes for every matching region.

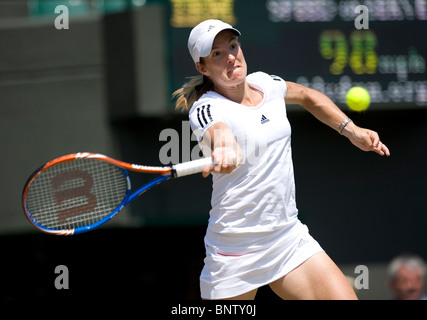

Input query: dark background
[0,1,425,301]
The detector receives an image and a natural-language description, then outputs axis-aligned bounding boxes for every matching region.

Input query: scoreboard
[28,0,427,110]
[163,0,427,111]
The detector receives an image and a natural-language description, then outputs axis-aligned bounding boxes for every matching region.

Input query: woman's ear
[196,62,209,76]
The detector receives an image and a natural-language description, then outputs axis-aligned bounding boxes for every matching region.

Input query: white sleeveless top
[189,72,324,299]
[189,72,298,236]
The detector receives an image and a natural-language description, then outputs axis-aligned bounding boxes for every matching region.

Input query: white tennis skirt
[200,220,323,299]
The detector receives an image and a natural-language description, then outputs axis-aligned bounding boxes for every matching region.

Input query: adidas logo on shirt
[261,114,270,124]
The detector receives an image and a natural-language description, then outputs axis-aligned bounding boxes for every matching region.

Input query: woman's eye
[231,42,239,50]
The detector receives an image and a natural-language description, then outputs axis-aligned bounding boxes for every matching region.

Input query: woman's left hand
[342,122,391,156]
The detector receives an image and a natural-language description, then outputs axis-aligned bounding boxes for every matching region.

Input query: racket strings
[25,159,129,230]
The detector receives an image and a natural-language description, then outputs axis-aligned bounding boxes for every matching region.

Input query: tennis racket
[22,152,213,235]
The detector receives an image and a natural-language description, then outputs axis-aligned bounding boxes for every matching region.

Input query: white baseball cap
[188,19,241,64]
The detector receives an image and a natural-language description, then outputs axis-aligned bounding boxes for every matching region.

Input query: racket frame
[22,153,176,235]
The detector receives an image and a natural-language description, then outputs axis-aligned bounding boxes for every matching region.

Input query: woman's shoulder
[247,72,287,98]
[189,91,225,115]
[247,71,286,84]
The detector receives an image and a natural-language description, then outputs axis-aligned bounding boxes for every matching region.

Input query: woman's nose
[227,54,236,64]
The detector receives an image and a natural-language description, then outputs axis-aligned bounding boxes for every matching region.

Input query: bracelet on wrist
[338,118,352,135]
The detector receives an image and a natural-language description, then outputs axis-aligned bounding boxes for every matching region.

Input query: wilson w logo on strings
[51,170,97,223]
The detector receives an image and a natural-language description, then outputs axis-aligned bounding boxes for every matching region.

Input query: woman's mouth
[228,66,239,74]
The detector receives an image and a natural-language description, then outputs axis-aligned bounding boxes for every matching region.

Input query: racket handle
[173,157,213,178]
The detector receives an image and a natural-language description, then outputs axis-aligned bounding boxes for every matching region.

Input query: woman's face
[196,30,247,90]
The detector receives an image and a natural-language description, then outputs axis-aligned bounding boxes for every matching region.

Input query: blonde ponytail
[173,75,214,112]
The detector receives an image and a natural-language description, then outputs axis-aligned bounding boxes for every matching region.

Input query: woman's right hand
[201,122,242,178]
[203,147,239,177]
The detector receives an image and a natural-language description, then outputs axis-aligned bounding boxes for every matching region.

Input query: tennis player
[174,19,390,300]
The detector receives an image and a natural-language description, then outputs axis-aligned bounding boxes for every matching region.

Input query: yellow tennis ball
[346,87,370,112]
